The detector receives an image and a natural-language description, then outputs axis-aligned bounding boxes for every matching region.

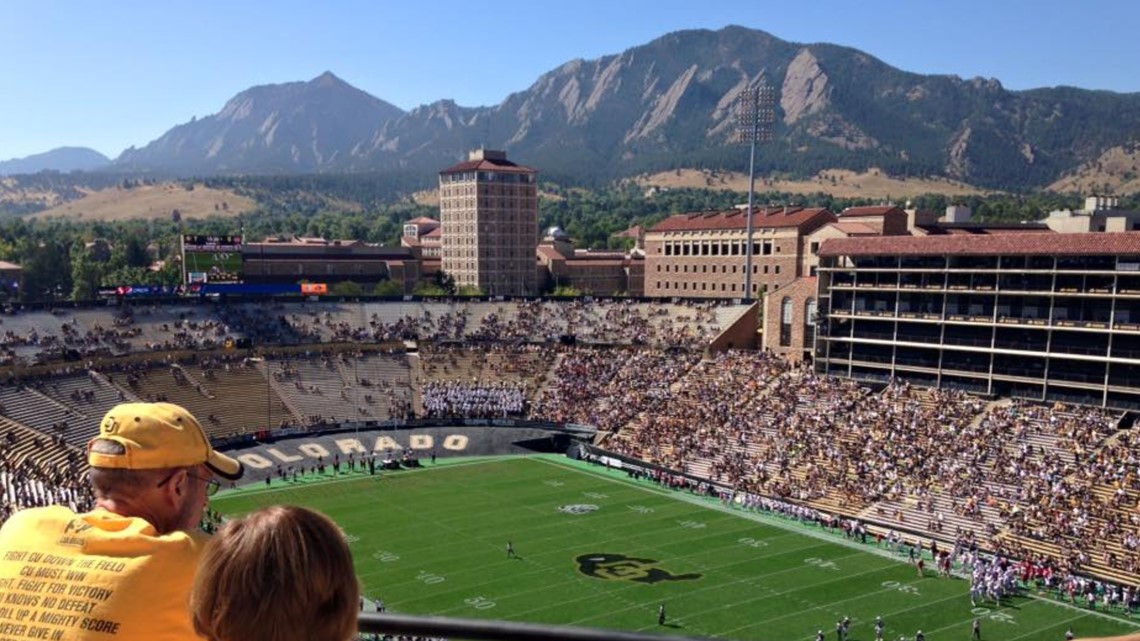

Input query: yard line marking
[536,456,1140,629]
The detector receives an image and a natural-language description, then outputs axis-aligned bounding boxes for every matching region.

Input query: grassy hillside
[634,168,992,200]
[29,182,256,221]
[1049,144,1140,195]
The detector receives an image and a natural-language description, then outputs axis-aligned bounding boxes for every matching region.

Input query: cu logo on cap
[103,417,119,433]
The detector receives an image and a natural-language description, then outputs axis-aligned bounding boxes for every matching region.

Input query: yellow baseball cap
[88,402,243,480]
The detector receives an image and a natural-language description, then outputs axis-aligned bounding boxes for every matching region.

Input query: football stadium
[1,298,1139,641]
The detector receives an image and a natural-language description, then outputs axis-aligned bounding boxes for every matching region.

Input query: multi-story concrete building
[814,233,1140,410]
[643,206,835,299]
[439,149,538,296]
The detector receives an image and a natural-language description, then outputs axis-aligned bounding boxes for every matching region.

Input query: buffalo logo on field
[575,553,702,584]
[558,504,599,515]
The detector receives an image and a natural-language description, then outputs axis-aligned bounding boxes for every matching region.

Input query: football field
[212,456,1140,641]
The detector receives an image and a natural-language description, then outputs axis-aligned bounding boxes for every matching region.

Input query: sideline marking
[212,455,515,501]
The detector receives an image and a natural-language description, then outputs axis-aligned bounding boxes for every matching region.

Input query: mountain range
[25,26,1140,190]
[0,147,109,175]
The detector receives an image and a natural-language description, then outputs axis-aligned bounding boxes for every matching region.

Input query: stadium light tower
[735,81,776,302]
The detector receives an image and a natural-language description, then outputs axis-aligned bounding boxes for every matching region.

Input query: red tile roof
[537,246,565,261]
[406,216,439,225]
[819,232,1140,257]
[830,221,881,236]
[649,207,834,233]
[840,206,904,218]
[440,157,536,174]
[915,223,1050,236]
[422,227,442,239]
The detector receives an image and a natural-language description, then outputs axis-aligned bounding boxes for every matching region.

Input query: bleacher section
[7,299,1140,590]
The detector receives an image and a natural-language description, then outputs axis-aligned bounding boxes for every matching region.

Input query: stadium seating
[5,299,1140,590]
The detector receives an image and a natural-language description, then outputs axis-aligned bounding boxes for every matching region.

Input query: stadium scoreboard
[182,234,244,284]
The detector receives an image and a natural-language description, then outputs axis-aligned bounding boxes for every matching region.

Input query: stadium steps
[274,358,354,425]
[259,360,306,426]
[0,416,82,472]
[45,373,131,446]
[534,352,564,402]
[192,365,279,437]
[89,370,143,403]
[333,358,355,387]
[0,384,85,438]
[406,352,424,416]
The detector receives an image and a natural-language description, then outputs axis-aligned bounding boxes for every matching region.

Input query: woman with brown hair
[190,505,360,641]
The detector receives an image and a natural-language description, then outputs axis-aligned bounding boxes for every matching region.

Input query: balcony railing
[357,612,721,641]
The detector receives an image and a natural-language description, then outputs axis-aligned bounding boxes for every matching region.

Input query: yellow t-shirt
[0,506,206,641]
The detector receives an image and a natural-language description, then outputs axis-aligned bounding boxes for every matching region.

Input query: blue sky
[1,0,1137,161]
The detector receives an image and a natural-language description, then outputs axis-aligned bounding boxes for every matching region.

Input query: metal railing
[357,613,721,641]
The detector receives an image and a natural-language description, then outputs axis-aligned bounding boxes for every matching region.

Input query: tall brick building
[439,149,538,296]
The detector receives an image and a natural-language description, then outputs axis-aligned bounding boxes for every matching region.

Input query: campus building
[814,233,1140,410]
[242,237,419,292]
[439,149,538,296]
[536,227,644,296]
[643,206,835,299]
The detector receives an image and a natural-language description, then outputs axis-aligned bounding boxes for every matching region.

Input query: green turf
[212,456,1140,641]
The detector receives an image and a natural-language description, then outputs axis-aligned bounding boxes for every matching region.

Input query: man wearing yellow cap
[0,402,243,640]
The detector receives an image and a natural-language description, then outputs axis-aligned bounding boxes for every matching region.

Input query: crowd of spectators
[3,299,1140,597]
[0,431,90,524]
[0,299,735,369]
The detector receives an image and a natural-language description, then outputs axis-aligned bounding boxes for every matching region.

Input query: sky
[1,0,1138,161]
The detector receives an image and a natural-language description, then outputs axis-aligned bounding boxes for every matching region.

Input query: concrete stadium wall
[222,425,585,484]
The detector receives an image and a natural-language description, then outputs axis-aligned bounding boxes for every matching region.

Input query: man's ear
[159,468,188,504]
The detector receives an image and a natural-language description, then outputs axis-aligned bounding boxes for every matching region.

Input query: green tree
[330,281,364,297]
[22,242,72,302]
[70,251,103,301]
[550,285,583,297]
[412,282,448,297]
[456,285,485,297]
[372,280,403,296]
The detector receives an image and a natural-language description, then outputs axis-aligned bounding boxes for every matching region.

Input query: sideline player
[658,603,667,625]
[507,541,516,558]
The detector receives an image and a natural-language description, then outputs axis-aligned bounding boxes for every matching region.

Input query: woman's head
[191,505,360,641]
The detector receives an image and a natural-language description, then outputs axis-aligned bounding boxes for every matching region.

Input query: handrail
[357,612,721,641]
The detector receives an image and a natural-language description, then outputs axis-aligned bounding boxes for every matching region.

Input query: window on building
[775,265,781,274]
[804,298,817,347]
[810,241,820,254]
[780,297,793,347]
